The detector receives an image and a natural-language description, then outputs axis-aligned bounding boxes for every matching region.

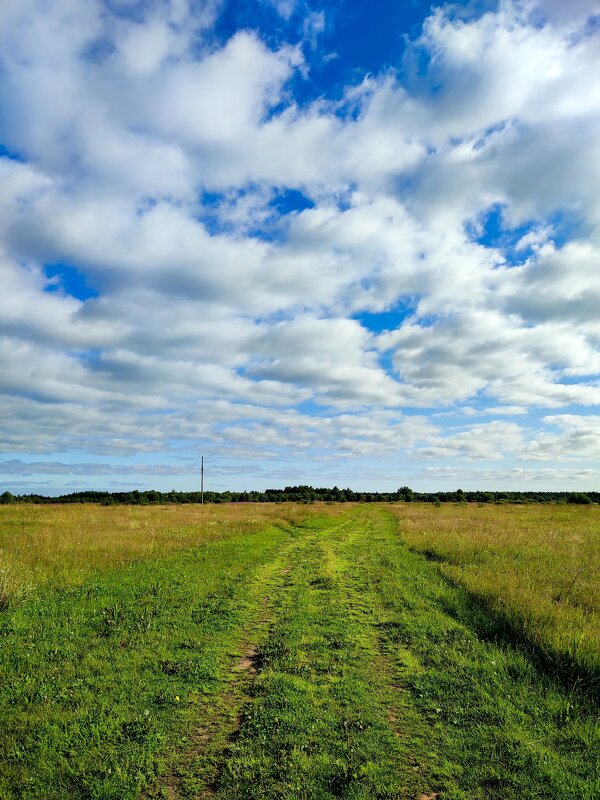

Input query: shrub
[567,493,592,505]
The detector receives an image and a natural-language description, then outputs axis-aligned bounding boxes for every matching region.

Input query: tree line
[0,486,597,505]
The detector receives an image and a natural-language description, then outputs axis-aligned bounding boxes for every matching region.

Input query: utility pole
[201,456,204,505]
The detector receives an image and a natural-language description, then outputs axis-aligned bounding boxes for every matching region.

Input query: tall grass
[0,557,29,611]
[388,503,600,693]
[0,502,333,597]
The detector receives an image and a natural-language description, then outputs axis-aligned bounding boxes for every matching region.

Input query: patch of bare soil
[143,640,263,800]
[235,643,259,674]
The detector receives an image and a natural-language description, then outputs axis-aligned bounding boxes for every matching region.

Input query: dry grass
[388,502,600,683]
[0,559,30,610]
[0,502,334,595]
[2,500,597,682]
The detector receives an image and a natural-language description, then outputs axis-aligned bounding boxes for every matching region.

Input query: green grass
[0,524,291,799]
[211,508,599,799]
[216,514,419,799]
[0,503,330,593]
[350,509,599,799]
[388,503,600,696]
[0,504,598,799]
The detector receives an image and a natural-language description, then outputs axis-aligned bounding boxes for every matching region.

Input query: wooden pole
[201,456,204,505]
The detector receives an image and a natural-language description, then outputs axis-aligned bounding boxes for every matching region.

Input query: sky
[0,0,599,495]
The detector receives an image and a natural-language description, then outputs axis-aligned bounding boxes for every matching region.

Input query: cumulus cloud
[0,0,599,490]
[422,465,600,486]
[521,415,600,461]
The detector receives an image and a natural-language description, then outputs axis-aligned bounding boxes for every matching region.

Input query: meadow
[0,503,331,597]
[0,502,598,799]
[388,503,600,694]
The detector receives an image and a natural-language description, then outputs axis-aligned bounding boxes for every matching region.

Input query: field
[0,503,598,799]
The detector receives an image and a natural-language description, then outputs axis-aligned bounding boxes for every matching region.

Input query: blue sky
[0,0,599,494]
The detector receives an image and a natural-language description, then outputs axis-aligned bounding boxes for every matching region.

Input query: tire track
[143,522,320,799]
[213,511,418,799]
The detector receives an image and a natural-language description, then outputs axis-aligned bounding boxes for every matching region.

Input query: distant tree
[0,491,14,504]
[567,493,592,505]
[398,486,414,502]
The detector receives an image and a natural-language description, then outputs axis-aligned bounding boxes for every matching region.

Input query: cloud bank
[0,0,599,492]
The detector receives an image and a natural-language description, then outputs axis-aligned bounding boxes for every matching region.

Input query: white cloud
[415,421,525,461]
[422,465,600,486]
[532,0,600,26]
[522,414,600,461]
[0,0,599,489]
[499,239,600,326]
[115,16,184,76]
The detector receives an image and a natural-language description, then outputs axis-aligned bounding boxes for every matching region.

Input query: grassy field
[0,502,598,799]
[0,503,334,602]
[388,503,600,694]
